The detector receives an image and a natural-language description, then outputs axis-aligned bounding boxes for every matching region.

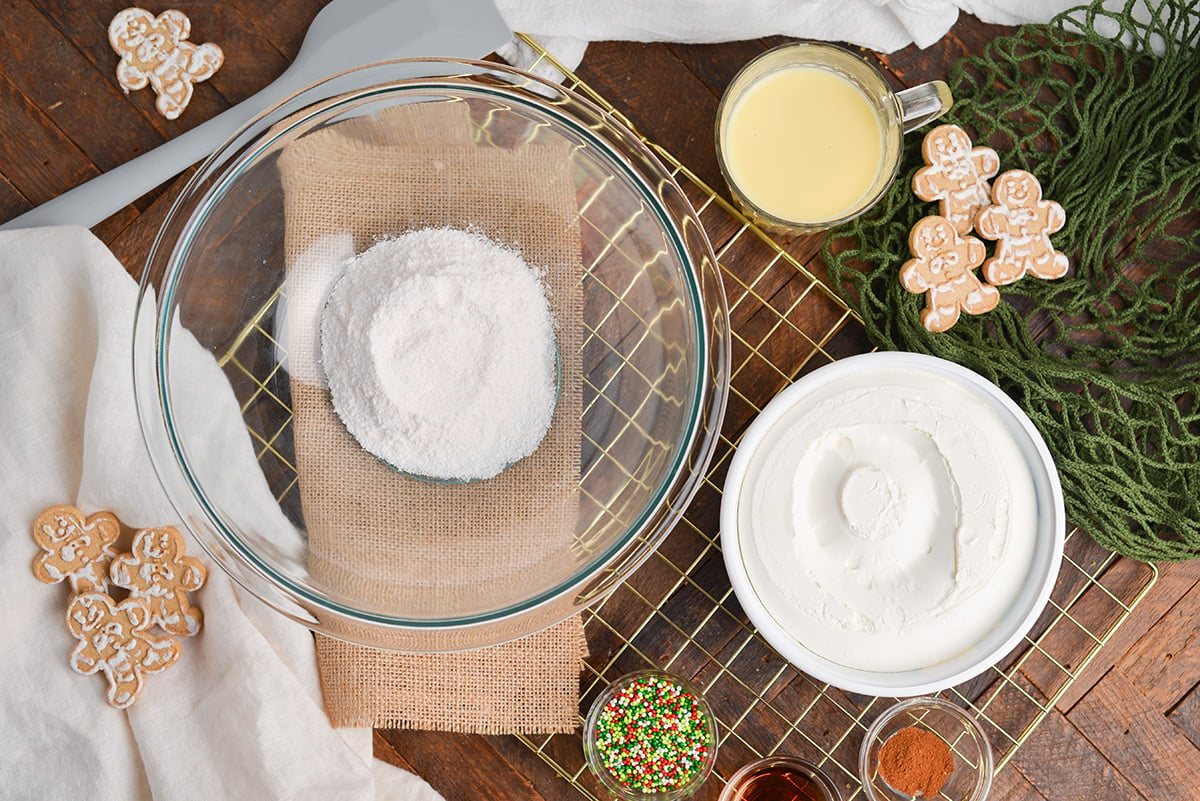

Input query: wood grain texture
[1056,559,1200,711]
[378,730,549,801]
[989,764,1049,801]
[1168,684,1200,752]
[1020,551,1159,706]
[3,5,1199,801]
[0,171,30,220]
[575,41,726,192]
[1010,707,1144,801]
[5,0,169,171]
[0,68,98,207]
[1069,669,1200,800]
[1117,575,1200,711]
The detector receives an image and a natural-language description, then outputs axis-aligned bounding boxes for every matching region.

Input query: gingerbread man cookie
[912,124,1000,235]
[900,216,1000,332]
[32,505,120,594]
[975,169,1069,286]
[110,526,206,637]
[66,593,181,709]
[108,8,224,120]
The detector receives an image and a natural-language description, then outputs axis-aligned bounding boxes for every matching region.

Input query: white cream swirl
[737,369,1036,672]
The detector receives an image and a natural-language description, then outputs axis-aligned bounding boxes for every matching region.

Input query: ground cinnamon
[876,726,954,797]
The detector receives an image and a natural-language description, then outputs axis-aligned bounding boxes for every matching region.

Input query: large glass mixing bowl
[133,59,729,651]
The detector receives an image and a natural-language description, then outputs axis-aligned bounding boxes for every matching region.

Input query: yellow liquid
[723,67,885,223]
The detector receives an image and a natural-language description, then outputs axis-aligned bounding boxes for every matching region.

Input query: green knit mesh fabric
[821,0,1200,561]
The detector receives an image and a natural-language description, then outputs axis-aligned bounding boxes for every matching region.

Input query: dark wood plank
[1018,550,1158,706]
[0,69,98,207]
[0,170,31,220]
[664,39,774,100]
[1069,669,1200,799]
[6,1,168,169]
[989,763,1049,801]
[1117,576,1200,711]
[378,730,551,801]
[43,0,302,108]
[575,42,726,194]
[1010,705,1145,801]
[258,0,329,61]
[487,734,593,801]
[1167,682,1200,752]
[30,0,229,134]
[168,1,292,105]
[89,204,141,245]
[373,729,418,774]
[1056,560,1200,711]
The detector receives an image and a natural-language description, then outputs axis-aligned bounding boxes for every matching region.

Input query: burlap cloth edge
[278,101,588,734]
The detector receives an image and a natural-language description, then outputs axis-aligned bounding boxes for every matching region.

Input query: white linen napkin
[495,0,1119,72]
[0,226,443,801]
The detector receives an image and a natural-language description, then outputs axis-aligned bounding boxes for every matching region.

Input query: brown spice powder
[877,726,954,797]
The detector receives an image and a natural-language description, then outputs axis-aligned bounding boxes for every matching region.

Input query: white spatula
[1,0,511,231]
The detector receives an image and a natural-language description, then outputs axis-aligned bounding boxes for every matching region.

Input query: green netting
[821,0,1200,561]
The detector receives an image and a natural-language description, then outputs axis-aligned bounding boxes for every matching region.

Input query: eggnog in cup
[716,42,953,232]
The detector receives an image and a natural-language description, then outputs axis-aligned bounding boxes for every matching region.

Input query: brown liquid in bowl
[726,764,830,801]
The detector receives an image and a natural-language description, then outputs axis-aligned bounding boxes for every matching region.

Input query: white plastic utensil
[0,0,511,231]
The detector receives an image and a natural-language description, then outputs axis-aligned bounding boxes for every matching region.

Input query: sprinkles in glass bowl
[583,670,718,800]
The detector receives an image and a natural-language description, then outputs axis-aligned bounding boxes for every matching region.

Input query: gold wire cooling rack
[501,35,1161,800]
[213,37,1161,801]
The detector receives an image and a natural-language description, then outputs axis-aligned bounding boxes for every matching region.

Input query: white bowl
[720,352,1064,696]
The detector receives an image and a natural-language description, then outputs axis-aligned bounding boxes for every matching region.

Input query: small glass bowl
[859,698,993,801]
[719,755,842,801]
[583,670,719,801]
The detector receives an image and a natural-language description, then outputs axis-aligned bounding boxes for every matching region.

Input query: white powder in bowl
[320,227,558,482]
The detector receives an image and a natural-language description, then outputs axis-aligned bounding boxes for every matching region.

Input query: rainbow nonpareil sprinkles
[592,673,714,795]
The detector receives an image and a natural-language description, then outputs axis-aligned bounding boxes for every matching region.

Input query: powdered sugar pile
[320,227,558,481]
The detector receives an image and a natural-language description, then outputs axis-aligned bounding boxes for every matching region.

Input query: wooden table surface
[5,3,1200,800]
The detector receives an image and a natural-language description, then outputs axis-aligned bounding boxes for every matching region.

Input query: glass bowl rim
[135,57,728,634]
[717,754,842,801]
[712,40,905,233]
[583,669,720,801]
[858,696,994,801]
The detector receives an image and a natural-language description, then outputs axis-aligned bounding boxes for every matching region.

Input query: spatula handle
[2,0,513,232]
[0,78,297,232]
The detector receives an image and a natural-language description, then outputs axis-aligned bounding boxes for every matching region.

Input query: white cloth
[495,0,1116,71]
[0,226,443,801]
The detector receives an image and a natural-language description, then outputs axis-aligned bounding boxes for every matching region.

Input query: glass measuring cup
[715,41,952,232]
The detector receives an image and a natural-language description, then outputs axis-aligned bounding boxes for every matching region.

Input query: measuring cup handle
[896,81,954,133]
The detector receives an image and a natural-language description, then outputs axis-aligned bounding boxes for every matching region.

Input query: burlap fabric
[277,100,586,733]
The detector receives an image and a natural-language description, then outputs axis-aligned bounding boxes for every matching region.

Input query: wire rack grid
[502,34,1160,801]
[209,37,1162,801]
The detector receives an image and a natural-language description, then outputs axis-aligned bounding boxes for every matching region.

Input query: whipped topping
[736,368,1037,672]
